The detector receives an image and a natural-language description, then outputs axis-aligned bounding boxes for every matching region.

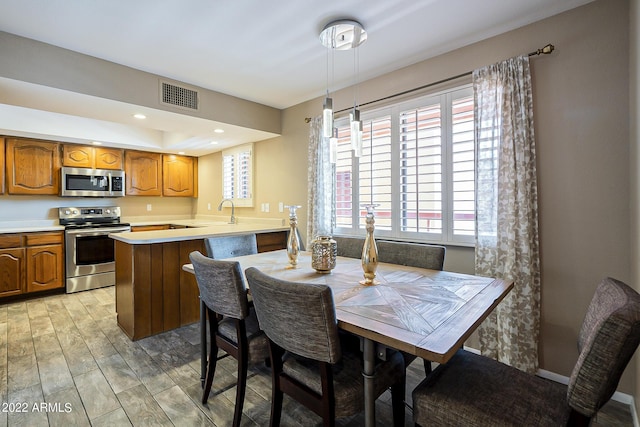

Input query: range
[58,206,130,293]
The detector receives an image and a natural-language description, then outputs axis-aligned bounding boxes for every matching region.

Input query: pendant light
[319,19,367,154]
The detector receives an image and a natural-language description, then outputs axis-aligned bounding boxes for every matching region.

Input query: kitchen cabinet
[162,154,197,197]
[0,231,64,298]
[63,144,124,170]
[131,224,171,232]
[125,150,163,196]
[5,138,61,195]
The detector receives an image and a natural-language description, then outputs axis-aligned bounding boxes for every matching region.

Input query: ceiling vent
[160,81,199,110]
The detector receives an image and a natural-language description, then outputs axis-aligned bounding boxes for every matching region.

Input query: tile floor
[0,286,633,426]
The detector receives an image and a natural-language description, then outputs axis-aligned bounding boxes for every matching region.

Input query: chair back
[333,236,364,259]
[377,240,446,270]
[245,267,342,364]
[189,251,249,319]
[567,277,640,417]
[205,234,258,259]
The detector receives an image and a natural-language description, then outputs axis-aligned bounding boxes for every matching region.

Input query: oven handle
[66,226,131,236]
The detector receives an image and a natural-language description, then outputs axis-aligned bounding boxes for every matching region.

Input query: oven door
[65,226,130,278]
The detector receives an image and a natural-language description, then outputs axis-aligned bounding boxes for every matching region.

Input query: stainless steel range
[59,206,130,293]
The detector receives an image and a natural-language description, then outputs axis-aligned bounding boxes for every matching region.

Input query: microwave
[61,167,125,197]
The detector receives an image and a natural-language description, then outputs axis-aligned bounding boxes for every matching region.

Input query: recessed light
[178,151,185,155]
[91,141,102,145]
[214,128,224,134]
[133,113,146,119]
[210,141,219,145]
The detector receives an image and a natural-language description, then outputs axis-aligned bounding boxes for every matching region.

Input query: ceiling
[0,0,593,156]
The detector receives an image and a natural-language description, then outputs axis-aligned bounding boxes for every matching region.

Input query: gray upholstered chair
[245,267,406,427]
[189,251,269,427]
[412,277,640,427]
[333,236,364,259]
[200,233,259,387]
[204,233,258,259]
[377,240,445,271]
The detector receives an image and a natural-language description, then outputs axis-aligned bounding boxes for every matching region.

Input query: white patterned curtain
[307,116,335,247]
[473,55,541,374]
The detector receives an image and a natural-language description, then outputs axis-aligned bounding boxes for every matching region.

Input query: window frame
[333,85,475,246]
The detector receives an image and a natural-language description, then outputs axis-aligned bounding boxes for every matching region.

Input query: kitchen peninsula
[110,219,288,340]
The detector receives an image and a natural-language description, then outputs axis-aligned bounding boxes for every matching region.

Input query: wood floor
[0,286,633,426]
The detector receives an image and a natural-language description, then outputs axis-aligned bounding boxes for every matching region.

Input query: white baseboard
[461,346,639,426]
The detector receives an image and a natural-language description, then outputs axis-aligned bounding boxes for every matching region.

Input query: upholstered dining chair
[200,233,259,386]
[189,251,269,427]
[412,276,640,427]
[245,267,407,427]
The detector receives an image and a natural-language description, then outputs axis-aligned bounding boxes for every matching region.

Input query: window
[334,86,474,245]
[222,143,254,207]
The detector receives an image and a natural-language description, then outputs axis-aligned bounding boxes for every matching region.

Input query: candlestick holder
[284,205,302,268]
[360,204,380,285]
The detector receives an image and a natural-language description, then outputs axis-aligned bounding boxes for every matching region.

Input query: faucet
[217,199,236,224]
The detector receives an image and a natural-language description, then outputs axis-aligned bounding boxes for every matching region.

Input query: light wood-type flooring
[0,286,633,426]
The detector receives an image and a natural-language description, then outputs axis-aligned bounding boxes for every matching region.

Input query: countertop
[0,217,288,242]
[109,218,288,244]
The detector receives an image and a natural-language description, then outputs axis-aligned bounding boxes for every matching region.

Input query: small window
[222,143,254,207]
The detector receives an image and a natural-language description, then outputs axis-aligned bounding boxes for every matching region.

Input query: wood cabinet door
[0,138,5,194]
[6,138,61,195]
[163,154,196,197]
[125,150,162,196]
[0,248,25,297]
[95,147,124,170]
[62,144,93,168]
[26,244,64,293]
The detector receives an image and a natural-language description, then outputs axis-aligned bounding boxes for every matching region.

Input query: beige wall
[202,0,638,394]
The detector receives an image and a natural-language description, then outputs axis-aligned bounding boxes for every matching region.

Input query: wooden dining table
[183,249,513,427]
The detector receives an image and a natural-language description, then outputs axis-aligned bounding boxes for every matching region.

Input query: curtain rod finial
[305,117,312,123]
[529,44,555,56]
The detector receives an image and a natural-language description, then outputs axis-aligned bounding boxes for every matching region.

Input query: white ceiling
[0,0,593,156]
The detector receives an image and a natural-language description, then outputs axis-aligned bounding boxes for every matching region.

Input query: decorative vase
[360,204,380,285]
[285,205,302,268]
[311,235,337,273]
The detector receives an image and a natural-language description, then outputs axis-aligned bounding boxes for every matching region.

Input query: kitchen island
[110,219,288,340]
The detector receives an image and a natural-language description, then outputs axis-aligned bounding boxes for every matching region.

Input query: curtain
[307,116,335,247]
[473,55,541,374]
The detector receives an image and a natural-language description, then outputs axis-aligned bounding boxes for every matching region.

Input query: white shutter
[450,92,475,240]
[399,102,442,235]
[335,126,354,228]
[221,143,253,207]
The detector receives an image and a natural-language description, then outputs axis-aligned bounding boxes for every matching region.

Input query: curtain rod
[304,43,554,123]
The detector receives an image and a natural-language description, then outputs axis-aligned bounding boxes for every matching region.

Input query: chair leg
[423,359,432,375]
[390,371,406,427]
[232,320,249,427]
[268,341,284,427]
[202,310,219,404]
[200,299,207,388]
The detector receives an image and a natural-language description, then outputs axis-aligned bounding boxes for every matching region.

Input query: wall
[631,0,640,413]
[205,0,638,394]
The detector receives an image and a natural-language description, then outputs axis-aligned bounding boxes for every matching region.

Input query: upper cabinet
[162,154,197,197]
[6,138,60,195]
[125,150,163,196]
[63,144,124,170]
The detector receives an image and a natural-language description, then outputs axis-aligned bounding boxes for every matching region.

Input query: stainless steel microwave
[61,167,125,197]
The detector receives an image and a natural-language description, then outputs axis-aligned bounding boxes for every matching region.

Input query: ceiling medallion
[319,19,367,50]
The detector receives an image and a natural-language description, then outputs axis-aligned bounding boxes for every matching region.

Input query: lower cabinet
[0,231,64,298]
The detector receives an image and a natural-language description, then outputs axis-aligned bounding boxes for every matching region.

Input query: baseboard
[461,346,639,426]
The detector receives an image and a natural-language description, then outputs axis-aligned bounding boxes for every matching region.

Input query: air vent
[160,81,199,110]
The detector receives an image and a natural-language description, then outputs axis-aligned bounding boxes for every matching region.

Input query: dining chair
[200,233,259,386]
[332,236,364,259]
[412,276,640,427]
[189,251,270,427]
[245,267,406,427]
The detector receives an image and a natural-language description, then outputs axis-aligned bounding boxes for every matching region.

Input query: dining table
[183,249,513,427]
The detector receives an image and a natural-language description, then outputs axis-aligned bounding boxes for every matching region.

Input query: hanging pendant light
[350,108,362,157]
[329,127,338,164]
[322,96,333,138]
[319,19,367,154]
